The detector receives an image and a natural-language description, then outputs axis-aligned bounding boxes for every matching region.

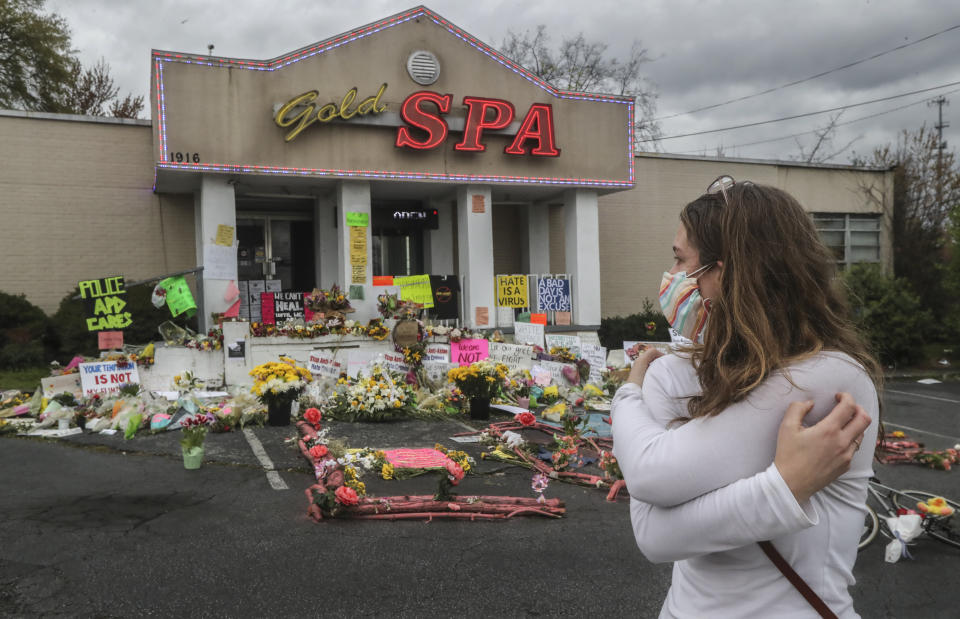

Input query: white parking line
[883,422,960,443]
[242,428,288,490]
[885,389,960,404]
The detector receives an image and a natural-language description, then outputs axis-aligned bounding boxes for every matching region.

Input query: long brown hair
[682,182,883,418]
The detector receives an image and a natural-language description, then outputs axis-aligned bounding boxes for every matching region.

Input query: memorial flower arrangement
[447,361,509,400]
[549,346,577,363]
[179,415,210,451]
[250,356,312,407]
[599,450,623,480]
[305,284,353,314]
[433,443,475,500]
[323,367,415,422]
[377,292,423,320]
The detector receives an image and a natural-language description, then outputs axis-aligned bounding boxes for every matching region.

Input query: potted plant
[180,416,209,469]
[249,356,313,426]
[447,360,509,420]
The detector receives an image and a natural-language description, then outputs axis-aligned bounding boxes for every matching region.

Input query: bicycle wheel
[891,490,960,550]
[859,504,880,550]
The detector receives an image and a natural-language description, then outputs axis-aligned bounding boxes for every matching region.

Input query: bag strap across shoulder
[758,541,838,619]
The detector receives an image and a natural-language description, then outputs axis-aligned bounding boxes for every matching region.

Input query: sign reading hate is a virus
[79,276,132,332]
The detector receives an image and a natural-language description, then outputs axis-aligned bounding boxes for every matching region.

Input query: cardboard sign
[159,275,197,318]
[489,342,533,369]
[78,361,141,397]
[545,334,582,356]
[530,313,547,325]
[514,321,545,348]
[394,274,434,308]
[537,278,572,312]
[98,331,124,350]
[425,343,451,363]
[555,311,571,325]
[346,212,369,227]
[538,360,577,386]
[496,306,514,327]
[496,275,529,308]
[393,320,421,348]
[382,351,412,375]
[475,306,489,326]
[581,343,607,385]
[451,338,490,366]
[203,243,239,280]
[308,352,342,379]
[424,361,456,386]
[41,374,82,398]
[260,292,304,324]
[80,276,131,332]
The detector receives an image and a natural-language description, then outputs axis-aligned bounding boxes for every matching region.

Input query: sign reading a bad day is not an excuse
[80,276,132,331]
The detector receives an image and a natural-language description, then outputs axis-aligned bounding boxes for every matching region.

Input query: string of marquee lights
[151,6,637,187]
[153,161,633,188]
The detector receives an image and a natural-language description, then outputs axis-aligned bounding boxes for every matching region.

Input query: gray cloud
[45,0,960,163]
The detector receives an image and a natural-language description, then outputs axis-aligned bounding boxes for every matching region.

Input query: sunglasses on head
[706,175,753,206]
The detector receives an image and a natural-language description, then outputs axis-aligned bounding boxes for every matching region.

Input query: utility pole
[929,95,950,210]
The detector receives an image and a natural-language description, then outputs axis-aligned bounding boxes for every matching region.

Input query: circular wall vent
[407,50,440,85]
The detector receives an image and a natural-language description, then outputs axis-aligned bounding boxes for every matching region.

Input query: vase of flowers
[250,356,313,426]
[447,361,509,420]
[180,416,209,469]
[305,284,355,322]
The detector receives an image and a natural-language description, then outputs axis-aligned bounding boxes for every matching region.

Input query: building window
[812,213,881,269]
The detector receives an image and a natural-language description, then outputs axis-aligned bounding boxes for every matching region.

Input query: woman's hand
[774,393,872,503]
[627,347,665,388]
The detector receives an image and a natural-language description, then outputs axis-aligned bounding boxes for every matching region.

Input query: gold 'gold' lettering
[274,84,388,142]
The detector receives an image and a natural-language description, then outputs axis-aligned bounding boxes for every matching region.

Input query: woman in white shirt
[612,177,881,618]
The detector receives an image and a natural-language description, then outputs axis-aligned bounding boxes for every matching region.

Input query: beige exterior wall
[0,113,196,313]
[596,153,893,318]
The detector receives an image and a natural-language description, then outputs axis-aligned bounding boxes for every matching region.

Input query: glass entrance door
[236,215,315,291]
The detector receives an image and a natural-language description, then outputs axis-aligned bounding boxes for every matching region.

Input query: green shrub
[599,299,671,350]
[52,283,198,361]
[842,263,930,366]
[0,291,58,369]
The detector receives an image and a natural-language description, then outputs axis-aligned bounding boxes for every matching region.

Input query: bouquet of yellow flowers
[447,361,508,400]
[250,356,313,406]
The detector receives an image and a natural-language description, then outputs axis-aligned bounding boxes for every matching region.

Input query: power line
[676,87,960,154]
[654,23,960,122]
[640,79,960,142]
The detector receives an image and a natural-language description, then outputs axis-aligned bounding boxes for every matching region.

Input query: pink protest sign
[97,330,124,350]
[451,338,490,366]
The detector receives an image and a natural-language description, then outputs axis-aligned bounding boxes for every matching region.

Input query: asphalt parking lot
[1,379,958,617]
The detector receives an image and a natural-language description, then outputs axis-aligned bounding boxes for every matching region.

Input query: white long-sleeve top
[612,351,879,619]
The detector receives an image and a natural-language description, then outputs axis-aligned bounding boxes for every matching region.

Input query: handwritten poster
[394,274,434,308]
[513,321,545,348]
[475,306,489,326]
[489,342,533,369]
[260,292,305,324]
[350,225,367,285]
[215,224,235,247]
[496,275,529,308]
[203,243,238,281]
[545,334,582,356]
[424,361,457,386]
[80,276,131,332]
[451,338,490,366]
[346,212,369,227]
[581,344,607,385]
[537,278,572,312]
[97,331,124,350]
[537,360,577,386]
[78,361,141,397]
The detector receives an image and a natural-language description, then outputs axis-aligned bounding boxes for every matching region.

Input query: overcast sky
[46,0,960,164]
